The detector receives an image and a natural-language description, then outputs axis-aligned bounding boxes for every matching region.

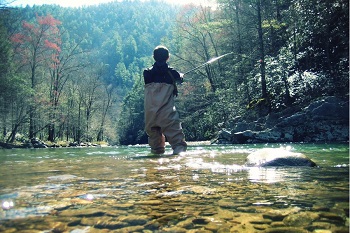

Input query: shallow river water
[0,143,348,233]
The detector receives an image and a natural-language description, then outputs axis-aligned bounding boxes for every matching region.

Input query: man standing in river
[143,45,187,155]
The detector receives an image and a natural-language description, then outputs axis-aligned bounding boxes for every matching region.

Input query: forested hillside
[0,0,178,145]
[0,0,348,146]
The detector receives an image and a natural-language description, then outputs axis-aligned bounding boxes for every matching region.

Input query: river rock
[318,212,345,222]
[118,214,149,225]
[214,96,348,144]
[283,212,320,227]
[245,148,316,167]
[94,219,128,229]
[113,226,145,232]
[162,226,188,232]
[113,203,134,209]
[30,138,48,148]
[59,208,105,217]
[48,174,77,181]
[263,207,302,221]
[218,199,236,209]
[214,129,233,144]
[176,218,195,229]
[135,200,163,205]
[264,227,309,233]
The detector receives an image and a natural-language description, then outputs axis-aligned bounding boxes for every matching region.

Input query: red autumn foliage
[11,13,62,68]
[22,21,35,30]
[45,39,61,52]
[36,13,62,27]
[10,33,26,43]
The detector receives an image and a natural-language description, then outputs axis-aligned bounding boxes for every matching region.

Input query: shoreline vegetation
[0,139,348,150]
[0,139,109,149]
[0,139,213,149]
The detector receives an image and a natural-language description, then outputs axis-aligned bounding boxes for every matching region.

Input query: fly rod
[183,52,234,75]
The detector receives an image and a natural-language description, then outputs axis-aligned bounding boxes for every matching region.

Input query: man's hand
[179,72,185,78]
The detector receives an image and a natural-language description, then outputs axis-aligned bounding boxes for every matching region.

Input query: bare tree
[11,14,62,139]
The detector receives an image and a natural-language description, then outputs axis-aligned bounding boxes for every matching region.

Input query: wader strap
[167,70,178,97]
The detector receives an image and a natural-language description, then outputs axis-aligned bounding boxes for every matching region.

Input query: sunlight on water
[0,143,348,232]
[1,200,14,210]
[247,167,300,183]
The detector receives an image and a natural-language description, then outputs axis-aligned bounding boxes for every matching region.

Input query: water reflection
[247,167,300,183]
[0,144,348,232]
[182,152,304,184]
[1,200,14,210]
[184,157,244,175]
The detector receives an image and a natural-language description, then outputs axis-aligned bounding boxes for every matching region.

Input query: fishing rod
[183,52,234,75]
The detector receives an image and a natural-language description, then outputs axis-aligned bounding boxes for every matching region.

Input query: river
[0,143,348,233]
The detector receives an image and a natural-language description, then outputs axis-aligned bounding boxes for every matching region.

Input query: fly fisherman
[143,45,187,155]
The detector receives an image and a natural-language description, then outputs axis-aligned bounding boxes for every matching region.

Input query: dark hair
[153,45,169,62]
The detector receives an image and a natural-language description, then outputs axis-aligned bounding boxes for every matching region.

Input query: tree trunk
[257,0,267,99]
[48,122,55,142]
[29,107,35,139]
[77,101,82,143]
[7,123,19,143]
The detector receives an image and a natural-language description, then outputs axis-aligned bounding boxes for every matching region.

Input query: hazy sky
[8,0,216,8]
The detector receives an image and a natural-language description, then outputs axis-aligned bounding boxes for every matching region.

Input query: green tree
[117,77,146,145]
[288,0,349,96]
[96,83,115,142]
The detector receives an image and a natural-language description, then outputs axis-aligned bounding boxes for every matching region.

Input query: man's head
[153,45,169,62]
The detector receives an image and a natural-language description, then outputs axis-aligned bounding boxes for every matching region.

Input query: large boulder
[30,138,48,148]
[245,148,317,167]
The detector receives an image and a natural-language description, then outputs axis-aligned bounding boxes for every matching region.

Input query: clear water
[0,143,348,232]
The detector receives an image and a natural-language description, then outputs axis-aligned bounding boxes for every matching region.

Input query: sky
[8,0,216,8]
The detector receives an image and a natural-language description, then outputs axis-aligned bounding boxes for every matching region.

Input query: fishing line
[183,52,234,75]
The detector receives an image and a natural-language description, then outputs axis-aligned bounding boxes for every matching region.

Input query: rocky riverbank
[213,96,349,144]
[1,96,348,149]
[0,138,109,149]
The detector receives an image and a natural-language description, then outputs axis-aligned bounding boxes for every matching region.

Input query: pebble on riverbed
[0,144,348,233]
[1,194,348,233]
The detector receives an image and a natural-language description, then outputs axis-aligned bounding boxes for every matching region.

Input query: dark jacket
[143,61,183,85]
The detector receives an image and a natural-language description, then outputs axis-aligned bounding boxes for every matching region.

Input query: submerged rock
[47,174,77,181]
[283,212,320,227]
[246,148,316,167]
